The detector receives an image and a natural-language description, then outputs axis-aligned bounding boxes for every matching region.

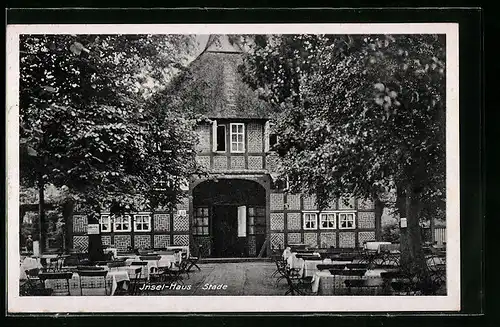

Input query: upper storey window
[230,123,245,153]
[216,125,226,152]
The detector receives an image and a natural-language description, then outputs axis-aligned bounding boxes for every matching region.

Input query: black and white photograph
[6,23,460,313]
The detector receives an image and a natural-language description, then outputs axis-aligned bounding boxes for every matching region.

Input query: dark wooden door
[212,205,238,257]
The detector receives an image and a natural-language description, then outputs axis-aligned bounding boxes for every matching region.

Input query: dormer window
[230,123,245,153]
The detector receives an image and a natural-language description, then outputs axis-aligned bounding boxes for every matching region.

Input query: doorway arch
[192,179,267,257]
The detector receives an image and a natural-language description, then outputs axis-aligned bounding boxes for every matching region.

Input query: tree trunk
[399,183,426,275]
[62,198,75,254]
[38,174,46,254]
[87,211,105,263]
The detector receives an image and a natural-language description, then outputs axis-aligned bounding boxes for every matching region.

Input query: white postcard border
[6,23,460,313]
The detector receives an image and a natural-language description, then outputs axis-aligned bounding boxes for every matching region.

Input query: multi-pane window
[303,212,318,230]
[248,207,266,235]
[216,125,226,152]
[339,213,356,229]
[193,207,209,235]
[320,212,336,229]
[100,214,112,233]
[114,215,131,232]
[230,123,245,153]
[134,214,151,232]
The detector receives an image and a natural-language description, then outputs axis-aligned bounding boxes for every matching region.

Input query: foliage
[241,34,446,271]
[240,34,445,213]
[381,221,401,243]
[20,34,202,213]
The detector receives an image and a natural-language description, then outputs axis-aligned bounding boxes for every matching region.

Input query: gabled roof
[158,35,271,119]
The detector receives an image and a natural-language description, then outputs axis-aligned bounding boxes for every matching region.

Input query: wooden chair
[114,266,142,296]
[23,268,54,296]
[128,266,143,295]
[131,261,149,283]
[77,270,108,296]
[283,268,312,295]
[38,271,74,296]
[186,245,202,272]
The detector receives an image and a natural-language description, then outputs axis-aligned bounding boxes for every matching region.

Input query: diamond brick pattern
[358,198,375,210]
[339,196,355,210]
[193,236,211,257]
[154,234,170,248]
[358,231,376,247]
[248,235,257,256]
[287,213,301,230]
[287,232,301,245]
[134,235,151,249]
[101,235,112,247]
[195,124,211,152]
[213,156,228,170]
[265,153,279,173]
[339,232,356,248]
[304,233,318,248]
[73,235,88,252]
[247,123,263,153]
[247,156,263,170]
[303,195,318,210]
[230,156,245,170]
[270,233,284,250]
[287,194,301,210]
[154,213,170,232]
[73,215,88,233]
[114,235,131,252]
[173,212,189,231]
[320,232,336,248]
[173,234,190,246]
[270,193,284,211]
[196,156,211,170]
[270,213,284,231]
[358,211,376,229]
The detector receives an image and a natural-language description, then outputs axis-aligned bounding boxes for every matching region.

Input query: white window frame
[338,212,356,230]
[303,212,318,230]
[319,212,337,230]
[134,214,151,232]
[99,214,112,233]
[230,123,245,153]
[114,214,132,232]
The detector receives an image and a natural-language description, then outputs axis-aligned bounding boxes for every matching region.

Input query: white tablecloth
[282,248,292,260]
[287,254,333,278]
[124,254,177,280]
[166,246,190,258]
[364,241,392,252]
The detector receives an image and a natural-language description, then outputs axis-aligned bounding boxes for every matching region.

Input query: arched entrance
[192,179,267,258]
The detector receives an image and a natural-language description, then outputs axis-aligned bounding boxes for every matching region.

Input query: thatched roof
[159,35,271,119]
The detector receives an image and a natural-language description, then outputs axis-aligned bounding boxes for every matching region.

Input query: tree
[20,34,202,256]
[240,34,446,275]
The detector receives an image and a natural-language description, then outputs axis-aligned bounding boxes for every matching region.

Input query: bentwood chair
[23,268,54,296]
[186,245,202,272]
